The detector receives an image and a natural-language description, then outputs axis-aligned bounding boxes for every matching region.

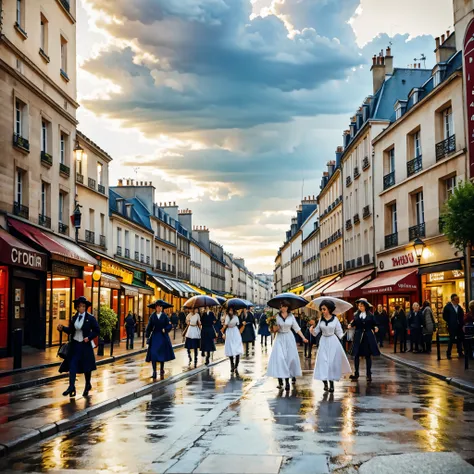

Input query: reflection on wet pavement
[1,343,473,473]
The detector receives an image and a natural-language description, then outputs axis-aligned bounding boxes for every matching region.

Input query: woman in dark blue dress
[146,301,175,379]
[258,312,271,346]
[201,308,217,365]
[214,308,224,343]
[240,308,256,356]
[58,296,99,398]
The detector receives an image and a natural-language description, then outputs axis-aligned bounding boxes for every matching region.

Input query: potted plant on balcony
[98,305,118,356]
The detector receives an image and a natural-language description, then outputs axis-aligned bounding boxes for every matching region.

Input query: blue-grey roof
[109,189,153,231]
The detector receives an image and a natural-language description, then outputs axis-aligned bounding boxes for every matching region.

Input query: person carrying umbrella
[258,310,271,347]
[222,298,248,372]
[266,293,309,392]
[185,307,202,367]
[201,306,217,365]
[348,298,380,382]
[240,307,256,356]
[145,300,175,379]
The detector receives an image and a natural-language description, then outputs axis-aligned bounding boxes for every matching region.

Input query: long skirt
[146,332,175,363]
[313,334,351,381]
[201,326,216,352]
[224,326,244,357]
[266,331,302,378]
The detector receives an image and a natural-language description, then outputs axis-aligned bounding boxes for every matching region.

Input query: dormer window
[117,198,124,214]
[413,90,419,105]
[395,104,402,120]
[394,100,407,120]
[433,70,441,87]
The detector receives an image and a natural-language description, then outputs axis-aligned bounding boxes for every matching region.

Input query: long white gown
[266,314,302,378]
[311,316,351,381]
[224,315,244,357]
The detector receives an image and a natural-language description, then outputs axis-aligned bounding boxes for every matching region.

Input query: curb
[0,344,184,394]
[381,352,474,394]
[0,356,227,458]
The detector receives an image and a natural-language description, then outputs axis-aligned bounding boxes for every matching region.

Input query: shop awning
[100,273,121,290]
[289,285,305,295]
[149,274,199,297]
[132,280,155,295]
[8,218,97,267]
[189,285,206,295]
[418,260,462,275]
[301,281,321,299]
[361,268,418,295]
[323,269,373,298]
[121,283,139,296]
[0,228,47,271]
[306,274,342,299]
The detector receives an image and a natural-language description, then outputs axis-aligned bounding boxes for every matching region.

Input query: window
[15,99,27,137]
[117,199,123,214]
[433,71,441,87]
[414,131,421,157]
[412,90,419,105]
[60,36,68,73]
[100,213,104,235]
[125,230,130,251]
[41,182,48,215]
[60,133,66,164]
[364,179,368,206]
[389,148,395,173]
[391,204,397,233]
[117,228,122,247]
[41,120,49,152]
[446,176,456,198]
[443,107,454,139]
[395,104,402,120]
[58,193,64,223]
[97,162,103,185]
[16,0,22,25]
[16,169,23,204]
[40,14,48,53]
[135,234,139,252]
[415,192,424,225]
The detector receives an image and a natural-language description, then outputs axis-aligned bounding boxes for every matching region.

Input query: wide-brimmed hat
[73,296,92,308]
[148,299,173,309]
[355,298,373,308]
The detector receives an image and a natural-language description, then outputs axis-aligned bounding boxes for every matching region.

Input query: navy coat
[258,314,271,337]
[146,312,176,363]
[350,312,381,357]
[240,313,256,343]
[443,302,465,335]
[59,312,99,374]
[201,312,217,352]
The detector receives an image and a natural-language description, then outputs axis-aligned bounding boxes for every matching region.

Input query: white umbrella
[308,296,353,315]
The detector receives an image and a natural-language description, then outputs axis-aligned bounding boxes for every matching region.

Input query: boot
[285,379,290,391]
[235,355,240,373]
[349,372,359,381]
[188,350,192,363]
[329,381,334,393]
[291,377,296,385]
[152,371,157,379]
[278,378,283,389]
[230,357,235,373]
[82,383,92,397]
[323,381,329,392]
[205,355,210,365]
[63,386,76,397]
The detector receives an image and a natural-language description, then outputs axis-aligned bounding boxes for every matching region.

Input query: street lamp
[413,237,425,265]
[73,201,82,243]
[73,141,84,163]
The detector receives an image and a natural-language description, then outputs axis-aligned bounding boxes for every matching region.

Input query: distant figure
[258,312,271,346]
[170,312,179,330]
[125,311,136,350]
[178,308,187,330]
[374,304,389,347]
[391,305,407,353]
[408,303,424,353]
[421,301,436,354]
[443,294,465,359]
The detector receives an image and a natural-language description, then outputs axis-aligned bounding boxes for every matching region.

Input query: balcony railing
[346,219,352,230]
[58,222,68,235]
[125,248,130,258]
[407,155,422,177]
[41,151,52,167]
[162,262,166,272]
[76,173,84,184]
[135,251,140,262]
[13,202,29,219]
[13,133,30,152]
[363,253,370,265]
[383,171,395,190]
[357,257,362,267]
[116,246,122,256]
[346,176,352,187]
[98,184,106,195]
[100,235,106,247]
[156,260,161,270]
[38,214,51,228]
[385,232,398,249]
[409,222,426,240]
[363,205,371,219]
[435,134,456,161]
[146,256,150,265]
[353,213,360,224]
[88,177,96,190]
[354,166,360,179]
[59,163,70,177]
[141,253,145,263]
[362,156,370,170]
[85,230,95,244]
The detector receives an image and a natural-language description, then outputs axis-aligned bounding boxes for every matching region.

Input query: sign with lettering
[0,232,47,271]
[52,262,82,279]
[101,260,133,285]
[464,18,474,179]
[428,270,465,283]
[379,249,417,271]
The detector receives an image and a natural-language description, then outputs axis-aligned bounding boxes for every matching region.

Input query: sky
[76,0,454,274]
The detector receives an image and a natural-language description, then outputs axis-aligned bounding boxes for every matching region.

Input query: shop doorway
[386,296,411,316]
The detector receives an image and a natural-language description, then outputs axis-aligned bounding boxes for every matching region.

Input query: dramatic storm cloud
[77,0,451,272]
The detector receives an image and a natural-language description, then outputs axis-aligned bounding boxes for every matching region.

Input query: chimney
[371,49,386,94]
[118,179,123,186]
[435,30,457,64]
[384,46,393,75]
[441,34,445,43]
[335,146,343,168]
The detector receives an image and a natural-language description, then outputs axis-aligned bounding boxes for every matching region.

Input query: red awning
[323,269,373,298]
[8,218,97,267]
[0,228,47,271]
[361,268,418,295]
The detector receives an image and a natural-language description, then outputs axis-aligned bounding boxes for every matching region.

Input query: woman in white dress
[221,308,244,373]
[310,299,351,392]
[266,303,308,391]
[185,308,202,367]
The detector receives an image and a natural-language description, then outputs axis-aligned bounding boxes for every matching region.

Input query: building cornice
[319,168,341,199]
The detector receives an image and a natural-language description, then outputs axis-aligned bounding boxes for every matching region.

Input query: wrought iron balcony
[76,173,84,184]
[363,253,371,265]
[346,219,353,230]
[435,134,456,161]
[357,257,362,267]
[59,163,70,177]
[146,256,150,265]
[362,156,370,170]
[409,222,426,240]
[100,235,106,247]
[407,155,422,177]
[125,248,130,258]
[38,214,51,228]
[13,133,30,152]
[85,230,95,244]
[354,166,360,179]
[383,171,395,190]
[41,151,52,167]
[385,232,398,249]
[88,177,96,190]
[98,184,106,195]
[141,254,145,263]
[116,246,122,256]
[346,176,352,187]
[353,213,360,224]
[363,205,371,219]
[58,222,68,235]
[135,251,140,261]
[13,202,29,219]
[162,262,166,271]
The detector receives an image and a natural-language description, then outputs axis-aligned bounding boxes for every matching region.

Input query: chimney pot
[446,30,450,38]
[372,55,376,65]
[435,37,440,48]
[386,46,391,56]
[418,63,421,69]
[441,34,445,43]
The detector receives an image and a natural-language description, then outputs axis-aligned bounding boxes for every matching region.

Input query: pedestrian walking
[201,307,216,365]
[124,311,136,350]
[391,305,407,353]
[349,298,380,382]
[178,308,187,330]
[249,306,258,350]
[310,299,351,392]
[443,294,465,359]
[57,296,99,398]
[133,313,138,335]
[221,307,244,373]
[185,307,202,366]
[408,302,424,352]
[170,312,179,330]
[145,300,175,379]
[304,318,318,358]
[266,301,308,391]
[374,304,389,347]
[240,308,256,356]
[421,301,436,353]
[258,312,271,346]
[214,307,224,343]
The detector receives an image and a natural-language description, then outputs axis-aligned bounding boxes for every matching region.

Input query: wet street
[1,343,474,473]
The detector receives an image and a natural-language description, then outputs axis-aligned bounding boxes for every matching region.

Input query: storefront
[0,228,48,356]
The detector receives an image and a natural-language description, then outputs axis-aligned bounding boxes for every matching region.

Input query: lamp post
[73,201,82,243]
[413,237,425,265]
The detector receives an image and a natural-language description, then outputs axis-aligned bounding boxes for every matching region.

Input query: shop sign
[464,18,474,179]
[428,270,465,283]
[11,247,46,271]
[379,250,417,271]
[101,260,133,285]
[133,269,146,283]
[52,262,83,279]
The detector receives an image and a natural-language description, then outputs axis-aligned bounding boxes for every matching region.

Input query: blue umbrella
[215,296,227,305]
[148,299,173,309]
[225,298,250,311]
[267,293,308,311]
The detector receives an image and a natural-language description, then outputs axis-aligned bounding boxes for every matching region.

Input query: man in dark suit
[408,302,424,352]
[443,294,465,359]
